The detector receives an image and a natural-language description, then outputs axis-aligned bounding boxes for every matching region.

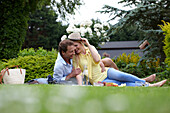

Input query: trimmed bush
[112,52,169,80]
[18,47,57,57]
[0,60,5,71]
[1,48,58,82]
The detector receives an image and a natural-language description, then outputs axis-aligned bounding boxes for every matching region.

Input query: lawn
[0,85,170,113]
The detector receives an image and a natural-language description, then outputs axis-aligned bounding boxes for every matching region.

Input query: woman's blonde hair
[71,40,85,68]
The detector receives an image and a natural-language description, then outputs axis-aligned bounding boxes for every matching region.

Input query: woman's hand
[81,38,90,46]
[100,61,106,72]
[65,68,82,80]
[81,38,100,63]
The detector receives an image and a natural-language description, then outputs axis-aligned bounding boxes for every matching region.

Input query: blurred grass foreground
[0,85,170,113]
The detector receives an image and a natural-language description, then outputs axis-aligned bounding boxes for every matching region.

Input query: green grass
[0,85,170,113]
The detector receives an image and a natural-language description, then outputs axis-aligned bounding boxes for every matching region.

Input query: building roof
[97,41,143,58]
[98,49,143,58]
[98,41,142,49]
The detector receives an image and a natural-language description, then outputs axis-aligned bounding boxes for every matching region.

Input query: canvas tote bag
[0,65,26,84]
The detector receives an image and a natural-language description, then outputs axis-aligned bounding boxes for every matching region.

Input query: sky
[61,0,131,25]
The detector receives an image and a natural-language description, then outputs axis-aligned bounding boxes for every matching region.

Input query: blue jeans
[102,68,147,86]
[34,78,48,84]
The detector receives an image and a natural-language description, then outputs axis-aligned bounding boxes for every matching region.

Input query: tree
[0,0,82,59]
[100,0,170,62]
[159,21,170,71]
[23,6,67,50]
[110,25,145,41]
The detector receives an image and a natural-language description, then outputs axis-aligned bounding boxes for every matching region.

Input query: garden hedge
[1,48,58,82]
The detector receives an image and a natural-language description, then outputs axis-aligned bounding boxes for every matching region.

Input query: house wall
[97,41,144,58]
[98,49,143,58]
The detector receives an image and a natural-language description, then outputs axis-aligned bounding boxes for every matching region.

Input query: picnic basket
[0,65,26,84]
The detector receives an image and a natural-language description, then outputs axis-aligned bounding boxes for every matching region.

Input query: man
[53,40,82,84]
[27,40,81,84]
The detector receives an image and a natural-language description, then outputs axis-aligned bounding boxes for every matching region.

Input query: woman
[69,33,167,87]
